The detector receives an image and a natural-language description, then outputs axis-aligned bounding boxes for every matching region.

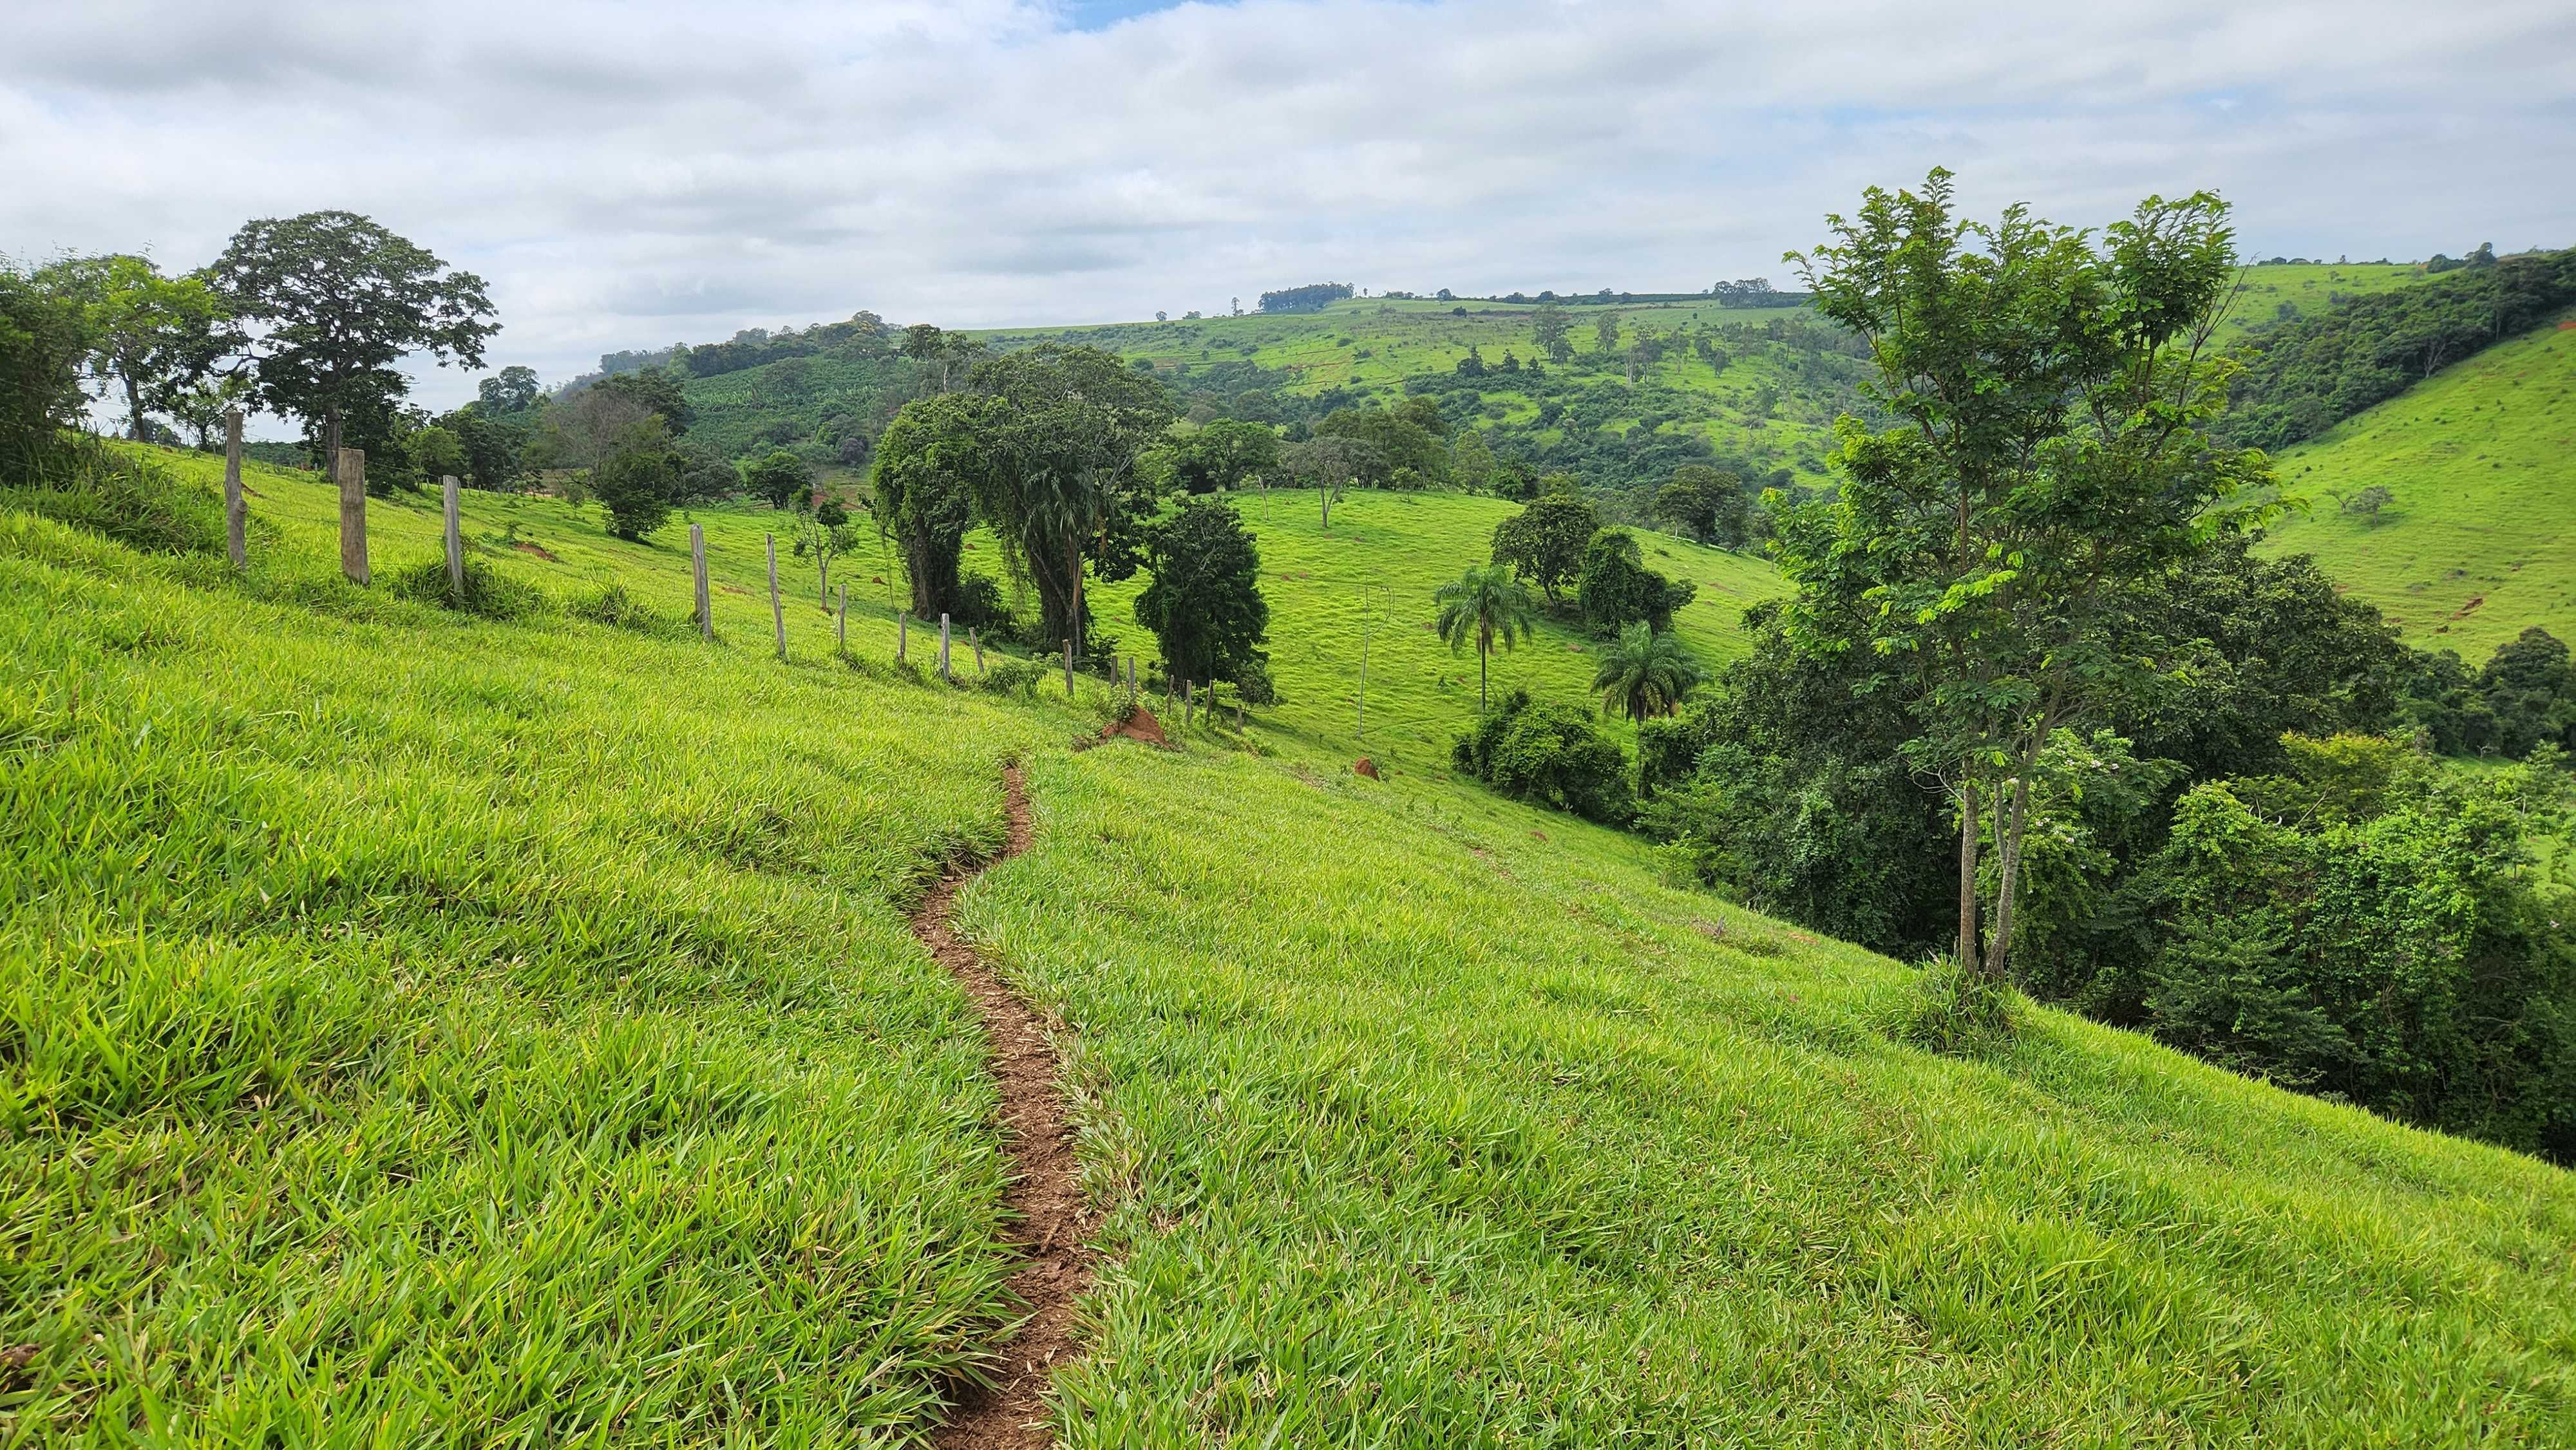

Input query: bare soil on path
[913,764,1094,1449]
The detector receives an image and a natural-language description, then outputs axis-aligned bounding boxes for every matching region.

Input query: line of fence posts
[222,408,246,570]
[336,447,368,585]
[442,475,464,601]
[691,524,710,638]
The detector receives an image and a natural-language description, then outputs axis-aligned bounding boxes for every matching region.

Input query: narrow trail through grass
[915,765,1095,1450]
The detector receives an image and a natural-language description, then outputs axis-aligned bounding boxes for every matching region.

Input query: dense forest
[2221,245,2576,449]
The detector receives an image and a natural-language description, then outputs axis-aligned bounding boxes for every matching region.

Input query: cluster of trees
[1257,283,1354,315]
[2221,245,2576,450]
[1483,489,1694,638]
[1616,174,2575,1160]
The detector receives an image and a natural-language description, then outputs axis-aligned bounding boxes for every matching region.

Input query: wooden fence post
[690,524,710,639]
[765,532,785,661]
[336,447,368,585]
[939,614,952,681]
[1064,638,1075,696]
[971,627,984,676]
[222,408,246,571]
[836,583,847,656]
[898,612,909,663]
[441,476,464,600]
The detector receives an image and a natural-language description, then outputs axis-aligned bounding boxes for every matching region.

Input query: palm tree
[1592,621,1703,722]
[1434,563,1537,711]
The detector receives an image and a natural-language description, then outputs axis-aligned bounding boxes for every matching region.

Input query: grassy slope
[1072,489,1783,773]
[971,742,2576,1445]
[10,445,2574,1442]
[0,460,1094,1437]
[2261,320,2576,656]
[2211,261,2449,346]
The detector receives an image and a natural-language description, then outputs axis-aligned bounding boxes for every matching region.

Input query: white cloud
[6,0,2572,415]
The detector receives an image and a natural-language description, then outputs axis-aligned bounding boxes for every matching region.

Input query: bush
[1452,690,1632,824]
[0,262,91,482]
[1894,957,2020,1057]
[593,448,676,541]
[388,554,551,621]
[978,658,1046,699]
[571,583,684,637]
[0,438,226,556]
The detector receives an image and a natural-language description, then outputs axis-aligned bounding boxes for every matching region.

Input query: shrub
[388,554,550,621]
[979,658,1046,699]
[1452,690,1632,824]
[592,448,675,541]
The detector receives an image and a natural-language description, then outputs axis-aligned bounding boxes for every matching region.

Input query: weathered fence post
[765,532,785,661]
[441,475,465,600]
[971,627,984,676]
[836,582,848,656]
[690,523,710,639]
[1064,638,1075,696]
[898,611,909,664]
[336,447,368,585]
[222,408,246,571]
[939,613,952,681]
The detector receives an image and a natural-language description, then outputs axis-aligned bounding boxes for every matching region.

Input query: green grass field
[8,444,2573,1442]
[1072,488,1784,773]
[2211,261,2452,346]
[2261,319,2576,656]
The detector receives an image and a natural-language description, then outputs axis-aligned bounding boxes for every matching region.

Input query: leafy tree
[1282,433,1376,525]
[0,261,94,478]
[1653,463,1748,545]
[2336,484,2394,523]
[407,424,467,483]
[1531,304,1573,364]
[967,344,1176,659]
[743,448,814,509]
[37,254,231,440]
[1490,491,1598,603]
[1314,403,1449,487]
[591,428,676,541]
[1134,496,1270,694]
[1777,169,2265,986]
[1576,527,1696,636]
[1452,690,1631,824]
[1168,419,1280,494]
[593,367,694,437]
[1451,428,1499,494]
[790,496,860,603]
[1433,562,1538,710]
[871,392,1001,619]
[1593,621,1703,722]
[2476,628,2576,759]
[1593,310,1621,355]
[1257,282,1352,314]
[210,211,497,466]
[477,364,540,415]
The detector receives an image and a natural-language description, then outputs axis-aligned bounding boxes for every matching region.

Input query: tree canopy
[1134,497,1270,693]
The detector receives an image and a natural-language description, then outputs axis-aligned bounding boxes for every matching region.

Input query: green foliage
[977,657,1046,698]
[1895,956,2020,1057]
[1651,462,1749,546]
[1488,491,1596,603]
[32,252,230,442]
[591,442,676,541]
[569,581,684,637]
[1165,418,1282,493]
[210,210,497,460]
[1452,690,1632,824]
[591,366,696,437]
[1589,620,1703,722]
[1257,282,1352,314]
[388,553,551,619]
[1575,527,1696,636]
[1312,400,1449,487]
[1133,497,1269,690]
[2137,739,2576,1159]
[0,261,94,481]
[2410,626,2576,758]
[2222,246,2576,451]
[873,393,999,619]
[741,447,813,509]
[1432,561,1538,711]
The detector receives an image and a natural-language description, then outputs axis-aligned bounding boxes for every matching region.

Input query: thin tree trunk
[1479,632,1490,710]
[1987,765,2036,981]
[1956,778,1982,977]
[323,409,343,476]
[125,375,146,441]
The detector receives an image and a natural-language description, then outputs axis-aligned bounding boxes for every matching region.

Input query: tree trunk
[1479,630,1490,711]
[1956,778,1983,977]
[323,408,343,476]
[125,375,146,442]
[1987,767,2035,981]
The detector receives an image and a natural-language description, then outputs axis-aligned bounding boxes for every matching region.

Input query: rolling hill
[7,440,2572,1442]
[2262,318,2576,657]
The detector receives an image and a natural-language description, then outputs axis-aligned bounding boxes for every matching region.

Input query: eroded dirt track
[913,765,1094,1449]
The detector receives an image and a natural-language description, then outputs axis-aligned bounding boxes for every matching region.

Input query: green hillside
[2211,261,2452,345]
[8,444,2573,1442]
[2262,319,2576,655]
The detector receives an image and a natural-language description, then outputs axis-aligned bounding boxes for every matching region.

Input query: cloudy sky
[8,0,2574,415]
